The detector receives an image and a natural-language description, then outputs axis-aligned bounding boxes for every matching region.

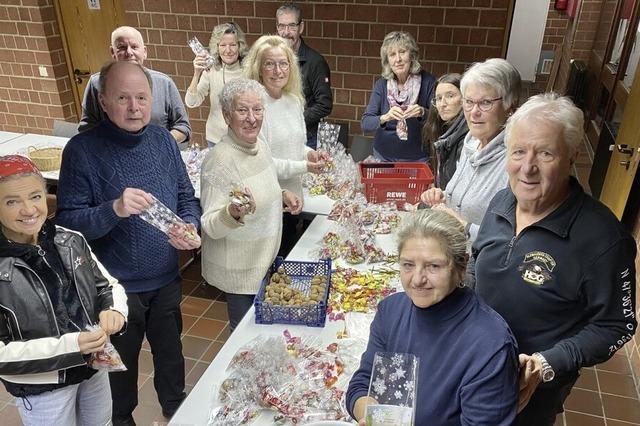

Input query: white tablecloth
[0,131,24,144]
[0,134,70,180]
[169,215,399,425]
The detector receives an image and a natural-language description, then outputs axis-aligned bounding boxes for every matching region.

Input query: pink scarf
[387,73,421,141]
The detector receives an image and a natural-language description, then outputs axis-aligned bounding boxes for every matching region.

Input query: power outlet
[38,65,48,77]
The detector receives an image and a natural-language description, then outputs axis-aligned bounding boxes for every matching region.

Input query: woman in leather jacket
[0,156,127,426]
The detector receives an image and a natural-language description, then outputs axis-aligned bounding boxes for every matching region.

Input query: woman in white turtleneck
[185,22,247,146]
[244,35,324,254]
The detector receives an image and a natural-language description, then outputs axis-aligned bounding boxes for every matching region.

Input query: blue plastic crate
[254,257,332,327]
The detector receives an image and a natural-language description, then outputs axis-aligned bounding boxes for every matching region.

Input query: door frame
[52,0,125,120]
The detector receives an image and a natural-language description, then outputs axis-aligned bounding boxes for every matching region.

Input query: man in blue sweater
[57,61,201,426]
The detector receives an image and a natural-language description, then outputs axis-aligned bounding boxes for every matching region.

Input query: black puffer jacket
[0,220,127,396]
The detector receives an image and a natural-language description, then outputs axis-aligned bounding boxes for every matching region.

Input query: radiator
[566,59,587,108]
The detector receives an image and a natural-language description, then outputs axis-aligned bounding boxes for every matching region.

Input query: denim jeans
[16,370,111,426]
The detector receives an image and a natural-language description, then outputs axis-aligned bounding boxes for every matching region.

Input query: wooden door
[599,57,640,218]
[53,0,125,118]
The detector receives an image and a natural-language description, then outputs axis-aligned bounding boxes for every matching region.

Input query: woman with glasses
[423,73,467,189]
[244,35,324,255]
[199,79,302,330]
[421,58,521,243]
[185,22,248,146]
[362,31,436,162]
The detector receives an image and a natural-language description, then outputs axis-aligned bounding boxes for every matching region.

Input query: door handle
[73,68,91,84]
[620,160,631,170]
[609,144,634,156]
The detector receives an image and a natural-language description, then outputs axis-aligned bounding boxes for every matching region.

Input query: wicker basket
[27,146,63,171]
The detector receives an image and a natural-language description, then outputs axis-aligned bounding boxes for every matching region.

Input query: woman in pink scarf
[361,31,436,162]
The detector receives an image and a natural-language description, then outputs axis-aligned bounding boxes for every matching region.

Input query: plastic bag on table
[85,324,127,372]
[138,194,200,243]
[202,161,254,213]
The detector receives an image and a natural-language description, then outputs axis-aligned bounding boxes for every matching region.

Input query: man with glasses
[276,2,332,149]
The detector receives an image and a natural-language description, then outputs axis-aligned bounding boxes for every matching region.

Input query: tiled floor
[0,137,637,425]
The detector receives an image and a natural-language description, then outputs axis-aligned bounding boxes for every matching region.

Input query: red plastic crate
[358,162,434,204]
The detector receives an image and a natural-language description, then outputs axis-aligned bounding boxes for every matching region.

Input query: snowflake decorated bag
[365,352,419,426]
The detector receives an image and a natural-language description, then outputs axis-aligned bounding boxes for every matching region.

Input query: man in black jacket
[276,2,333,149]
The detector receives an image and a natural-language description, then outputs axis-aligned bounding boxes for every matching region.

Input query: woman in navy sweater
[361,31,435,162]
[346,209,518,425]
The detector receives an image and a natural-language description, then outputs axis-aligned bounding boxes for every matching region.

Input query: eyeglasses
[276,22,300,31]
[431,92,460,107]
[234,107,264,119]
[262,61,290,71]
[462,97,503,112]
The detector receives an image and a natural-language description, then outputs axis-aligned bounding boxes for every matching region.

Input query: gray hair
[219,78,267,115]
[396,209,468,276]
[208,22,249,68]
[98,61,153,94]
[505,92,584,155]
[276,2,302,22]
[380,31,422,80]
[110,26,144,48]
[460,58,521,110]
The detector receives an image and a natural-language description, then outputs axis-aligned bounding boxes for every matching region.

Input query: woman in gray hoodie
[421,58,521,242]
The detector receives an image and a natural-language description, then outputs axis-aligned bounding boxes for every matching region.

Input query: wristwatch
[532,352,555,383]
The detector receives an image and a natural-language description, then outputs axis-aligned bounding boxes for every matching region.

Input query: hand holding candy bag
[85,324,127,372]
[203,162,255,215]
[138,194,201,245]
[364,352,419,426]
[188,36,215,70]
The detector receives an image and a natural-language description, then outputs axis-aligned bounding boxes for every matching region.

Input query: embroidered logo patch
[518,251,555,286]
[73,256,85,270]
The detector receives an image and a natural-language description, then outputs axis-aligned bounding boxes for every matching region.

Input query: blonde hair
[380,31,421,80]
[208,22,249,69]
[243,35,304,103]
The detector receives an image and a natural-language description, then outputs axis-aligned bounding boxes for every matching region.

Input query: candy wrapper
[328,267,398,317]
[188,36,215,69]
[202,162,254,213]
[85,325,127,372]
[139,194,200,242]
[209,332,351,425]
[303,122,361,200]
[365,352,419,426]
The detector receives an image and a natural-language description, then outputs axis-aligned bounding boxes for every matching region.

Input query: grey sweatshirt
[444,129,508,242]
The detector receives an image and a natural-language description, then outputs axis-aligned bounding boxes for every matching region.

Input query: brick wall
[126,0,513,145]
[533,1,570,93]
[1,0,513,145]
[548,0,605,95]
[0,0,76,134]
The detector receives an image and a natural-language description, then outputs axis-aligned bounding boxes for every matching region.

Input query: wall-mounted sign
[87,0,100,10]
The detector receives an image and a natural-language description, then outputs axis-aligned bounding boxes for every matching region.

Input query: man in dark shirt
[276,2,333,149]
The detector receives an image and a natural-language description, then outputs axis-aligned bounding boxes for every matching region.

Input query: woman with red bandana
[0,156,127,425]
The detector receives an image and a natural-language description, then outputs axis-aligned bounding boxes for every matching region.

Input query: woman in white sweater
[185,22,248,146]
[200,79,302,331]
[244,35,324,254]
